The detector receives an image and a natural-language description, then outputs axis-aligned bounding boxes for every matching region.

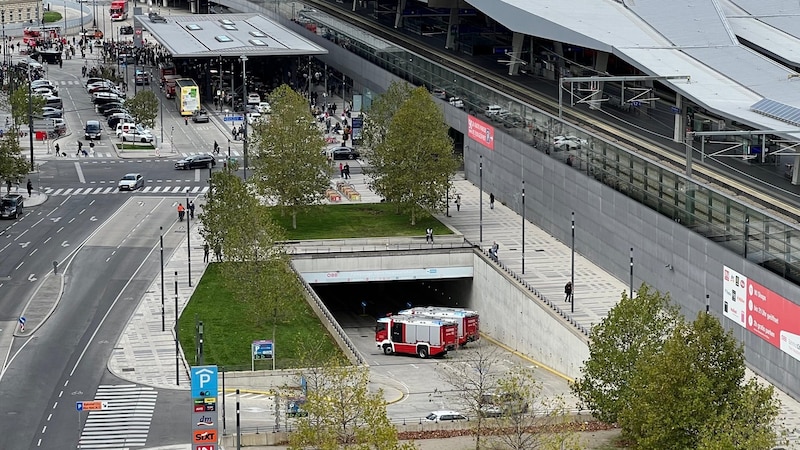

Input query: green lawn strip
[270,203,453,240]
[43,11,62,22]
[178,263,346,370]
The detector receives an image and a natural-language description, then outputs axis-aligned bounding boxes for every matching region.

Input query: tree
[361,81,413,150]
[572,284,681,424]
[620,311,781,450]
[289,363,417,450]
[250,84,330,229]
[124,90,159,129]
[0,132,30,183]
[9,82,44,131]
[367,86,458,224]
[490,368,583,450]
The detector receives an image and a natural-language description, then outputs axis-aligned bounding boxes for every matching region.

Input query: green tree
[621,311,781,450]
[572,284,681,424]
[124,90,159,129]
[10,82,44,131]
[368,86,457,224]
[250,84,330,229]
[289,364,416,450]
[0,132,30,183]
[361,81,413,150]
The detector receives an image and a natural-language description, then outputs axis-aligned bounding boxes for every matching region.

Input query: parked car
[120,129,154,143]
[502,113,527,128]
[97,102,125,115]
[192,109,209,123]
[257,102,271,114]
[118,173,144,191]
[0,194,24,219]
[329,146,360,160]
[553,135,588,150]
[175,154,216,170]
[247,93,261,104]
[448,97,464,109]
[432,88,446,99]
[485,104,509,119]
[102,107,129,118]
[108,113,135,128]
[424,411,468,423]
[41,107,63,119]
[120,25,134,35]
[477,392,529,418]
[92,92,122,104]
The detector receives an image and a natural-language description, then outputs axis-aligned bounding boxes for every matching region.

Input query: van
[84,120,102,140]
[0,194,24,219]
[115,122,137,137]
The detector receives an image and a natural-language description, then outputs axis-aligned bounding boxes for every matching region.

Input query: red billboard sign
[723,266,800,361]
[467,115,494,150]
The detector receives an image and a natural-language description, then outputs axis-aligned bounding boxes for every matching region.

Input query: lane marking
[75,162,85,183]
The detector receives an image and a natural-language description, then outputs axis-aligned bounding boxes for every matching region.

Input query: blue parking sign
[191,365,218,398]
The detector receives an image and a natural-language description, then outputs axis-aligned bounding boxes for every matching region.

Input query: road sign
[191,366,218,398]
[631,100,641,107]
[18,317,25,325]
[251,340,273,359]
[76,400,107,411]
[671,105,681,114]
[223,115,244,122]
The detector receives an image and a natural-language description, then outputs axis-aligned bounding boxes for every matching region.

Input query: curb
[479,333,574,383]
[13,272,64,337]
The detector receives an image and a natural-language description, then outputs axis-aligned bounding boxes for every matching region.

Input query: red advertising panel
[724,266,800,362]
[467,115,494,150]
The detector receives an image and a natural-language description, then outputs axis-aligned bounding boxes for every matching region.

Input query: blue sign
[191,365,218,398]
[671,106,681,114]
[76,401,83,411]
[18,316,25,325]
[631,100,641,107]
[223,115,244,122]
[252,340,273,359]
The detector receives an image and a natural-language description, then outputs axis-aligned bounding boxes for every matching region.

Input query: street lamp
[521,180,525,274]
[479,154,483,243]
[160,226,165,332]
[92,0,97,28]
[571,213,575,314]
[27,68,34,171]
[240,55,248,180]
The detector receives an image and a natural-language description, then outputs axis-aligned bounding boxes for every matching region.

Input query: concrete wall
[469,253,589,378]
[292,248,474,273]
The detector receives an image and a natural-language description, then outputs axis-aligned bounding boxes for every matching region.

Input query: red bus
[110,0,129,21]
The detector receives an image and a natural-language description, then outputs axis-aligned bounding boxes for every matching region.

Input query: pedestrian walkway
[78,384,157,449]
[43,185,211,196]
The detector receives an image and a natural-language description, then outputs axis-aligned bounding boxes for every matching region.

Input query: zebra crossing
[44,185,210,196]
[74,150,244,161]
[77,384,157,449]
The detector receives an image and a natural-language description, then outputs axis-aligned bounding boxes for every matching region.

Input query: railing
[285,235,472,254]
[291,263,367,366]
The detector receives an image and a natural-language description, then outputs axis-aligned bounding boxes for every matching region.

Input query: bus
[110,0,129,21]
[175,78,200,116]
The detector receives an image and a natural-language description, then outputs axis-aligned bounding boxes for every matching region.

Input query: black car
[120,25,134,35]
[0,194,24,219]
[192,109,209,123]
[330,146,360,160]
[175,154,216,170]
[97,102,125,114]
[103,107,129,117]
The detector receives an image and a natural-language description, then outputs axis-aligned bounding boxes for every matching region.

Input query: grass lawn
[270,203,453,240]
[178,263,346,370]
[117,143,155,150]
[43,11,62,23]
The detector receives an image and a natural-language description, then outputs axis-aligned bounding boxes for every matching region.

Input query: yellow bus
[175,78,200,116]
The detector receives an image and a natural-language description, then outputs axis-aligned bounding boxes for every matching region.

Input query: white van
[115,122,137,137]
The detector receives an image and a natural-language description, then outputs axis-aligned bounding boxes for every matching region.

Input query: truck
[397,306,480,346]
[110,0,129,21]
[163,75,181,99]
[375,314,458,358]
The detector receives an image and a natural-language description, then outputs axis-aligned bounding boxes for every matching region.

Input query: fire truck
[110,0,129,21]
[376,315,458,358]
[397,306,480,346]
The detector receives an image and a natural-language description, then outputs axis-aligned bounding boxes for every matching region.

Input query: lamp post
[92,0,97,27]
[160,227,165,332]
[571,212,575,314]
[240,55,248,180]
[27,68,34,171]
[218,55,222,112]
[479,155,483,243]
[521,181,525,274]
[174,271,180,386]
[186,195,192,287]
[629,247,634,298]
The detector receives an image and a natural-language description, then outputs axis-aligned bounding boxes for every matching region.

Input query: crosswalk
[44,185,210,196]
[77,384,157,449]
[72,150,244,161]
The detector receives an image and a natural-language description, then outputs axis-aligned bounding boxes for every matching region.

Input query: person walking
[54,143,60,156]
[490,241,499,261]
[26,179,32,197]
[344,163,350,179]
[77,141,83,157]
[213,141,219,154]
[5,179,10,194]
[188,201,195,219]
[177,203,185,221]
[203,243,210,263]
[455,194,461,212]
[339,162,344,178]
[426,227,434,244]
[565,281,573,303]
[489,192,495,209]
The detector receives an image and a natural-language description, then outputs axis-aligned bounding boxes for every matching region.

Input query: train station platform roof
[133,13,328,59]
[465,0,800,137]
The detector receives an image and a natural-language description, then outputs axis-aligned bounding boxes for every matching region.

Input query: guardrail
[285,235,472,255]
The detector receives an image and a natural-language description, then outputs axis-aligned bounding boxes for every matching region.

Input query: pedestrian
[54,143,60,156]
[565,281,573,303]
[339,162,344,178]
[177,203,185,221]
[214,244,222,262]
[26,179,32,197]
[184,117,188,126]
[425,227,434,244]
[203,243,209,263]
[489,192,495,209]
[213,141,219,154]
[455,194,461,212]
[344,163,350,179]
[231,126,237,140]
[188,201,195,219]
[490,241,499,261]
[77,141,83,157]
[6,179,11,194]
[81,65,86,77]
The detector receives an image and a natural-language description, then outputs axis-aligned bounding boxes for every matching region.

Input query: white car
[247,111,262,125]
[247,93,261,105]
[424,410,468,423]
[553,135,588,150]
[449,97,464,109]
[257,102,271,114]
[120,129,154,143]
[118,173,144,191]
[485,104,509,118]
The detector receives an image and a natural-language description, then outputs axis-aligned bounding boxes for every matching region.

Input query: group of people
[231,125,244,140]
[338,162,351,179]
[177,201,195,222]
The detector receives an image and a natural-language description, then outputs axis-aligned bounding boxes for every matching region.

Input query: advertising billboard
[723,266,800,362]
[467,115,494,150]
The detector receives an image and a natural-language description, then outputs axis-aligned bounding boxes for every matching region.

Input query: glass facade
[288,5,800,285]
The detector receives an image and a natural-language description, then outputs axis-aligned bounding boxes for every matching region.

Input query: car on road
[84,120,102,140]
[553,135,588,150]
[175,154,216,170]
[118,173,144,191]
[328,146,360,160]
[120,25,134,35]
[0,194,24,219]
[120,129,154,143]
[135,69,150,85]
[192,109,209,123]
[424,410,468,423]
[448,97,464,109]
[41,107,62,119]
[257,102,271,114]
[247,93,261,104]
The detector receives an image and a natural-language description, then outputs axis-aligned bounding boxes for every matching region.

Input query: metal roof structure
[465,0,800,138]
[133,13,328,58]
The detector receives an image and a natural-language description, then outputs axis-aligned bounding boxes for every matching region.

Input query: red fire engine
[397,306,480,346]
[376,315,458,358]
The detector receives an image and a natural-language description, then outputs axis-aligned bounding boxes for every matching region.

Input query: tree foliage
[621,311,781,450]
[289,364,416,450]
[251,84,330,229]
[124,90,159,130]
[0,132,30,183]
[361,81,413,150]
[572,284,680,424]
[366,86,457,225]
[10,82,44,130]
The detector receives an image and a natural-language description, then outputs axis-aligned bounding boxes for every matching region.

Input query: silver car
[118,173,144,191]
